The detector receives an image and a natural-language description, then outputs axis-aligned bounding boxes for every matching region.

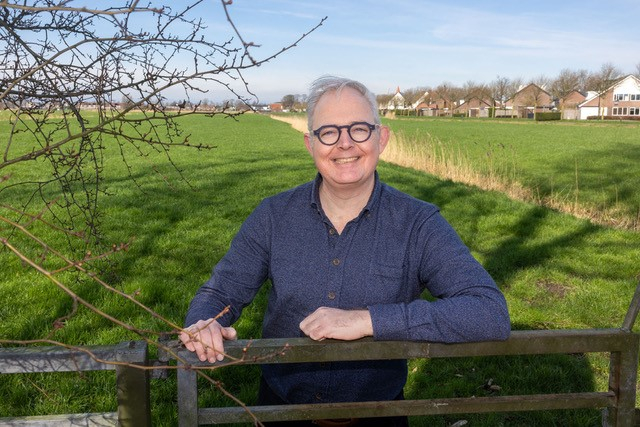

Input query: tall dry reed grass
[271,114,639,231]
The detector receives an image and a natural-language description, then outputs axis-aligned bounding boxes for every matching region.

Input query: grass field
[382,116,640,231]
[1,113,639,425]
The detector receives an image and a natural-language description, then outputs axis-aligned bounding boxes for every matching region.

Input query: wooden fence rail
[0,340,150,427]
[175,329,640,426]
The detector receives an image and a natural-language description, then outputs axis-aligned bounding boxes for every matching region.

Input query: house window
[631,94,640,101]
[613,107,628,115]
[614,94,631,102]
[629,107,640,115]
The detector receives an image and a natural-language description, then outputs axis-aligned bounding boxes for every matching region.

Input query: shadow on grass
[378,161,609,285]
[405,353,600,426]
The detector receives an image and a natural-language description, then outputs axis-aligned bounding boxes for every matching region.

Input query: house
[455,96,494,118]
[558,90,586,120]
[578,74,640,120]
[504,83,554,118]
[269,102,284,112]
[415,90,455,116]
[386,87,406,111]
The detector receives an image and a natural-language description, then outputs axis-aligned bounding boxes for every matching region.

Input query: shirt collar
[310,171,382,216]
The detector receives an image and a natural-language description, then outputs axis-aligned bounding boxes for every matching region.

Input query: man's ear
[378,125,390,154]
[304,133,314,155]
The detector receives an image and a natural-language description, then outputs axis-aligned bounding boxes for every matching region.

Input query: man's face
[304,87,389,191]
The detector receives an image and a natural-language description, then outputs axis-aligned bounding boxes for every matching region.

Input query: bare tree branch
[0,2,324,420]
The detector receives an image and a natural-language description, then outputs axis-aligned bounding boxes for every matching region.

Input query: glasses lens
[349,123,373,142]
[316,126,339,145]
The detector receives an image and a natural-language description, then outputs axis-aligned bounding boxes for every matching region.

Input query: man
[180,76,510,426]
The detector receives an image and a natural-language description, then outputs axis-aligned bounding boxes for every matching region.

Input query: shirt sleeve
[184,200,271,328]
[368,211,511,343]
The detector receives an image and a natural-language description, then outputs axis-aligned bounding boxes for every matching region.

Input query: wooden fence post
[116,341,151,427]
[177,362,199,427]
[604,281,640,427]
[603,337,640,427]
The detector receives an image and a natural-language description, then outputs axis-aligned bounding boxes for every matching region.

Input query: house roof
[511,83,551,98]
[578,74,640,108]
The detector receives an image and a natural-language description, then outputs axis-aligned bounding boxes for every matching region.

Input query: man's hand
[179,318,237,363]
[299,307,373,341]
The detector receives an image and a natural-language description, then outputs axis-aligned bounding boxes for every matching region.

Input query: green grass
[386,116,640,229]
[1,113,639,425]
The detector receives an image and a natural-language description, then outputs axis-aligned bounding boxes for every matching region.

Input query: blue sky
[192,0,640,103]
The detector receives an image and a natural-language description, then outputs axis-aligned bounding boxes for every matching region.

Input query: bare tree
[551,69,581,102]
[635,62,640,78]
[401,87,429,110]
[462,81,491,102]
[490,75,511,116]
[376,93,394,111]
[521,75,552,112]
[281,94,296,110]
[1,0,325,250]
[586,62,623,118]
[0,2,324,421]
[551,68,589,118]
[432,82,461,115]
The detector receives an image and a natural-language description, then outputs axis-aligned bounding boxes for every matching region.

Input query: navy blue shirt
[185,172,510,403]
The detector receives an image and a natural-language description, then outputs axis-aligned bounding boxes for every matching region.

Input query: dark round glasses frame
[312,122,378,146]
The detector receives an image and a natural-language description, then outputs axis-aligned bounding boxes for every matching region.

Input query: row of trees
[275,62,639,113]
[377,62,640,109]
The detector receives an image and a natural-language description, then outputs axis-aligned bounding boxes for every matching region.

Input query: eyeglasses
[312,122,378,146]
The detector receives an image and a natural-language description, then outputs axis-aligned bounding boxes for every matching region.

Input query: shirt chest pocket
[364,262,407,305]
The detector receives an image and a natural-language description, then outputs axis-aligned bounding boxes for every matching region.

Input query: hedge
[586,115,640,121]
[534,112,561,121]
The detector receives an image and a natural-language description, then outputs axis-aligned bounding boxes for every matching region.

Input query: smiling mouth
[333,156,360,164]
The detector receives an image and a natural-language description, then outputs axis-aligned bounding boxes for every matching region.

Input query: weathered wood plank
[177,365,199,427]
[0,412,117,426]
[116,341,151,427]
[0,341,148,374]
[0,341,150,427]
[197,392,616,424]
[174,329,636,367]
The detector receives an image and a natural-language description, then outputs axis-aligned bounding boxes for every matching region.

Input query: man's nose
[336,128,355,147]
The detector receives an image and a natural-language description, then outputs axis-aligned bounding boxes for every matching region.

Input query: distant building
[578,74,640,120]
[386,87,406,110]
[455,96,493,118]
[269,102,284,112]
[504,83,554,118]
[558,90,586,120]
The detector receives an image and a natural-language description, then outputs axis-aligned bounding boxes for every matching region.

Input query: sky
[183,0,640,103]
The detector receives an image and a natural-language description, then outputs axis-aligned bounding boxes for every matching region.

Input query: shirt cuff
[368,303,409,341]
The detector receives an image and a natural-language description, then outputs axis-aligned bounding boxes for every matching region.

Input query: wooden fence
[0,341,150,426]
[176,330,639,426]
[1,281,639,426]
[176,281,640,426]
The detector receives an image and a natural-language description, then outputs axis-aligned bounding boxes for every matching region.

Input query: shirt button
[329,228,336,235]
[328,292,336,300]
[332,258,340,266]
